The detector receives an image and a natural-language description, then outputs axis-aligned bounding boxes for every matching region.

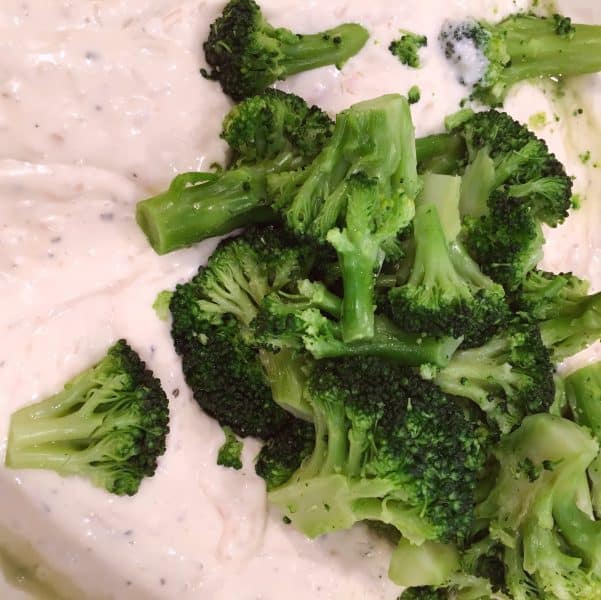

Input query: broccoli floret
[440,13,601,106]
[273,94,418,341]
[566,361,601,517]
[136,90,333,254]
[267,357,485,546]
[255,419,315,490]
[169,226,316,438]
[389,31,428,68]
[217,425,243,470]
[476,414,601,598]
[512,269,591,320]
[538,290,601,362]
[388,172,508,347]
[430,322,555,433]
[202,0,369,100]
[252,285,462,368]
[5,340,169,496]
[399,587,447,600]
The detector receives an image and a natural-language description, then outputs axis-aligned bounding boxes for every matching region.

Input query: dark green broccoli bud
[169,226,315,438]
[389,30,428,68]
[512,269,591,321]
[136,91,333,254]
[5,340,169,496]
[252,287,462,368]
[217,425,243,470]
[398,586,447,599]
[537,290,601,361]
[440,13,601,107]
[476,414,601,599]
[202,0,369,100]
[268,357,485,546]
[272,94,418,341]
[566,362,601,517]
[255,419,315,491]
[388,172,509,347]
[431,322,555,434]
[407,85,421,104]
[463,191,545,291]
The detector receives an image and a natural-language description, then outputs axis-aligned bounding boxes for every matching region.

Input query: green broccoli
[255,418,315,491]
[252,284,462,368]
[429,322,555,433]
[202,0,369,100]
[272,94,418,341]
[475,414,601,598]
[267,357,485,546]
[217,426,243,470]
[169,226,316,438]
[388,172,508,347]
[5,340,169,496]
[440,13,601,106]
[566,361,601,517]
[136,90,333,254]
[389,31,428,68]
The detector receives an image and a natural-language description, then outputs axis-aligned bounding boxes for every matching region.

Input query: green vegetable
[5,340,169,496]
[440,13,601,106]
[202,0,369,100]
[389,31,428,68]
[217,426,243,470]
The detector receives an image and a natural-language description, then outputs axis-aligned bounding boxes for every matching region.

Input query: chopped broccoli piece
[566,361,601,517]
[252,285,462,368]
[169,226,316,438]
[431,322,555,433]
[202,0,369,100]
[217,425,243,470]
[539,290,601,361]
[136,90,333,254]
[475,414,601,598]
[5,340,169,496]
[440,13,601,106]
[389,31,428,68]
[267,357,485,546]
[255,419,315,490]
[388,172,509,347]
[272,94,418,341]
[407,85,421,104]
[153,290,173,321]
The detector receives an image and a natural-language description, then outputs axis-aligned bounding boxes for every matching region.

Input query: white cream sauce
[1,0,600,598]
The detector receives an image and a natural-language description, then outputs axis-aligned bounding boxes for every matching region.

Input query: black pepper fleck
[172,388,180,398]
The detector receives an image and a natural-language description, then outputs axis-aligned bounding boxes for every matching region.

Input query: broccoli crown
[513,269,591,321]
[433,322,555,434]
[476,414,601,599]
[440,14,601,107]
[388,173,509,347]
[463,192,545,291]
[169,226,315,438]
[389,31,428,68]
[221,89,334,168]
[202,0,369,100]
[539,290,601,361]
[268,356,484,545]
[399,587,446,600]
[255,418,315,491]
[5,340,169,496]
[217,425,243,470]
[456,109,572,227]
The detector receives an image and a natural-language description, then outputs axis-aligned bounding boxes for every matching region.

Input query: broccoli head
[440,13,601,106]
[136,90,333,255]
[202,0,369,100]
[388,172,509,347]
[267,357,485,546]
[476,414,601,598]
[217,425,243,470]
[5,340,169,496]
[169,226,315,438]
[430,322,555,434]
[389,30,428,68]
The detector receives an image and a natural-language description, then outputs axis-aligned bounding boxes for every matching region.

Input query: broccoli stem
[309,315,461,367]
[136,170,275,255]
[279,24,370,75]
[415,132,466,174]
[500,17,601,87]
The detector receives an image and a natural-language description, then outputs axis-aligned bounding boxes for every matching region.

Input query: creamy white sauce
[1,0,600,598]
